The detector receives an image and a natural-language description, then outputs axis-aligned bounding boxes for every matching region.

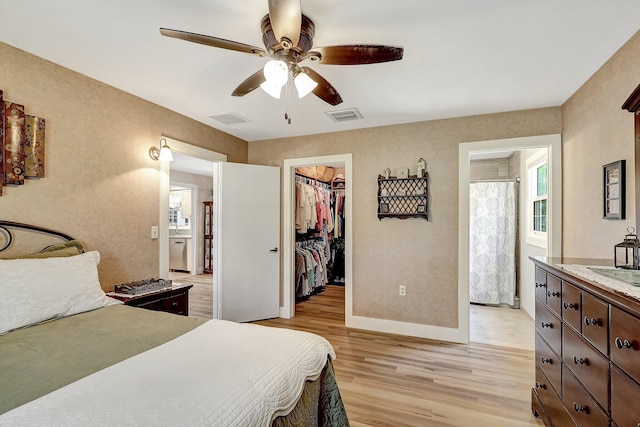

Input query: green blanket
[0,304,206,414]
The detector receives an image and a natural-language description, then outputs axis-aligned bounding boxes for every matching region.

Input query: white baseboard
[347,315,468,344]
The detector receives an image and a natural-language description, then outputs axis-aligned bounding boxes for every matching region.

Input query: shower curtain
[469,181,517,305]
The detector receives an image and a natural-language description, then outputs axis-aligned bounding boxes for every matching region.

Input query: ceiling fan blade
[160,28,267,57]
[309,45,404,65]
[231,69,266,97]
[268,0,301,47]
[302,67,343,106]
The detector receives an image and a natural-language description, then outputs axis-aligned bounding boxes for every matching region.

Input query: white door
[213,162,280,322]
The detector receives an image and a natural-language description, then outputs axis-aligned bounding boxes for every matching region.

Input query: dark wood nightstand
[107,284,193,316]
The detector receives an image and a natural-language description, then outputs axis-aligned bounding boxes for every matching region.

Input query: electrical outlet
[399,285,406,296]
[151,226,159,239]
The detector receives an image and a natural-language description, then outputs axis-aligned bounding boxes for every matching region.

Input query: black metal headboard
[0,220,76,253]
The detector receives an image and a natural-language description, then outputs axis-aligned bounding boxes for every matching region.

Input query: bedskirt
[273,358,349,426]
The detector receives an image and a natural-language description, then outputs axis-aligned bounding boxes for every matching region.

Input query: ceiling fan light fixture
[294,72,317,98]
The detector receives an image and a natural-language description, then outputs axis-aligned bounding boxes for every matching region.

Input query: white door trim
[159,137,227,279]
[458,134,562,343]
[282,154,353,320]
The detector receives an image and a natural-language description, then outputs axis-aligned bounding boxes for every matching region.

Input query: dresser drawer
[535,266,548,304]
[610,306,640,382]
[161,292,188,315]
[537,332,562,395]
[562,365,608,427]
[581,292,608,356]
[534,364,575,427]
[562,282,582,333]
[547,274,562,317]
[537,300,562,357]
[563,324,609,410]
[611,364,640,427]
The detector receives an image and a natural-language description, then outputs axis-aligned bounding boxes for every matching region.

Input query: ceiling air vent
[325,108,363,123]
[209,112,250,125]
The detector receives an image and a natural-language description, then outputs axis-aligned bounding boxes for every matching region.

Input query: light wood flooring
[173,274,542,426]
[169,272,213,318]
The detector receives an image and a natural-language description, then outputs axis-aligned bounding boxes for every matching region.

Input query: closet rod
[470,177,520,183]
[295,172,331,185]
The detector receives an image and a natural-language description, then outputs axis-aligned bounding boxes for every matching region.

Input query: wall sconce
[149,137,174,162]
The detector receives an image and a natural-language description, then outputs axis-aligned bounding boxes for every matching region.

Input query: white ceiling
[1,1,639,142]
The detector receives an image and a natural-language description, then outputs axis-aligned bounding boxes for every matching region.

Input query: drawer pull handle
[547,291,560,297]
[535,283,546,288]
[583,316,599,327]
[615,337,633,349]
[563,302,577,310]
[540,357,552,364]
[535,382,546,390]
[171,302,179,307]
[573,403,588,413]
[572,355,587,365]
[541,322,552,328]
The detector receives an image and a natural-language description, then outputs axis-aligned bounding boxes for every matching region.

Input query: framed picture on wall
[603,160,626,219]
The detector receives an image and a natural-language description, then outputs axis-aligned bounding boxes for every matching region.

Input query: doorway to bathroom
[459,134,562,347]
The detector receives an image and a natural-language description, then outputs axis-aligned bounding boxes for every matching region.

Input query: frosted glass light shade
[158,145,174,162]
[260,82,283,99]
[263,60,288,86]
[294,72,318,98]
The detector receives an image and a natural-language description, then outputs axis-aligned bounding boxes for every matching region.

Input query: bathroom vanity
[530,256,640,426]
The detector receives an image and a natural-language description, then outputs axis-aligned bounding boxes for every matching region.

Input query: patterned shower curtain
[469,181,517,305]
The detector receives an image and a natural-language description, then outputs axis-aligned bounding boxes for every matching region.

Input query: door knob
[269,247,278,253]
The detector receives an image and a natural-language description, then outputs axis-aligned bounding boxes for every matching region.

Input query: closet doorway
[282,154,353,322]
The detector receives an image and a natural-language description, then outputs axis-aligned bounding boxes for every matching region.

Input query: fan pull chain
[284,71,292,124]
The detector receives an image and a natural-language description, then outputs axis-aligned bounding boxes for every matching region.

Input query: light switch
[151,226,159,239]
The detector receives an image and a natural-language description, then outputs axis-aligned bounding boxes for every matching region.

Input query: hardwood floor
[470,303,535,351]
[257,286,543,427]
[169,272,213,318]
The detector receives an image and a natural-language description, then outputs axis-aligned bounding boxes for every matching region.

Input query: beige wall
[0,42,247,290]
[249,108,561,327]
[469,158,510,180]
[562,30,640,258]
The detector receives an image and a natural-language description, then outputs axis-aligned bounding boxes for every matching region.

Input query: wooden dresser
[531,257,640,427]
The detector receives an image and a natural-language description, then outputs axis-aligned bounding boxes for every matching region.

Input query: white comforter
[0,319,335,426]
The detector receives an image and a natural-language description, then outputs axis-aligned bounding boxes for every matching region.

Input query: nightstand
[107,284,193,316]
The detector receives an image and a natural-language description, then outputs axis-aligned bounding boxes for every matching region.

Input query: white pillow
[0,251,114,334]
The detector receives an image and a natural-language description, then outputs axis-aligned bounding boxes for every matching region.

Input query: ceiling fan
[160,0,404,106]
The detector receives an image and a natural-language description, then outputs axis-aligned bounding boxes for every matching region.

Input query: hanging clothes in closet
[329,182,345,284]
[295,241,328,298]
[294,173,345,299]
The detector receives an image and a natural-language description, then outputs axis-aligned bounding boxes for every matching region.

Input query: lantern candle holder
[614,227,640,270]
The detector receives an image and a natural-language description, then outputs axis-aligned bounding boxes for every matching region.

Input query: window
[532,163,547,232]
[526,149,548,249]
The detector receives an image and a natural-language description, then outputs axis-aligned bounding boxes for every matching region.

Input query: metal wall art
[0,89,46,196]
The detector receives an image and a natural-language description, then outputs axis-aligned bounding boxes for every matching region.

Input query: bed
[0,221,349,426]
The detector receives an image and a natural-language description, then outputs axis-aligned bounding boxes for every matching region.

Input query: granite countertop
[532,256,640,302]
